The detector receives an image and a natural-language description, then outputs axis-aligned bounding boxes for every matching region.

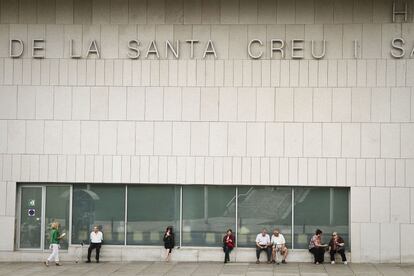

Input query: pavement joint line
[1,262,414,275]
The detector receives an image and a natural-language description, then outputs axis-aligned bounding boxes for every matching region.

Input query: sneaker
[331,261,335,265]
[96,260,99,263]
[282,260,287,264]
[55,263,62,266]
[343,261,348,265]
[256,260,260,264]
[85,260,91,263]
[276,262,280,265]
[43,261,49,267]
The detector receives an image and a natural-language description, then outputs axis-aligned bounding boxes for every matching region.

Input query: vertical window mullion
[291,187,294,250]
[349,188,351,250]
[68,185,73,246]
[41,186,46,250]
[179,185,183,248]
[16,186,22,249]
[235,186,238,248]
[124,185,128,246]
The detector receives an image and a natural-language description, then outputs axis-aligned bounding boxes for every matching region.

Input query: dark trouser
[256,246,272,261]
[309,247,325,263]
[87,243,101,261]
[330,249,346,262]
[223,245,233,262]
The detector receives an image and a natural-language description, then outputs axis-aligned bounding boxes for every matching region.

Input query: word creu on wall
[7,37,414,60]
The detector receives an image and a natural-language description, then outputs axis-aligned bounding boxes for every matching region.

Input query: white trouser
[47,244,60,262]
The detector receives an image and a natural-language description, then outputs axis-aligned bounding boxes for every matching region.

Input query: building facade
[0,0,413,263]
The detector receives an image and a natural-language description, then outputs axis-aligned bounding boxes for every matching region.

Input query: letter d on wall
[9,39,24,58]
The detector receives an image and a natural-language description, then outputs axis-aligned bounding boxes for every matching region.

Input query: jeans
[87,243,102,261]
[256,246,272,261]
[223,245,233,262]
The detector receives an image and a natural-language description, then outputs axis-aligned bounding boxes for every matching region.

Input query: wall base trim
[0,246,352,263]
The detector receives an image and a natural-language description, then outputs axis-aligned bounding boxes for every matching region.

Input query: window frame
[16,184,72,251]
[16,183,349,251]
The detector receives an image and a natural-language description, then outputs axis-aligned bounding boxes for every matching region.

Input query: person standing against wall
[222,229,235,263]
[86,226,103,263]
[163,226,175,262]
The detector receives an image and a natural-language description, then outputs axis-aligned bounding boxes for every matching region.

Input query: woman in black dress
[163,226,175,262]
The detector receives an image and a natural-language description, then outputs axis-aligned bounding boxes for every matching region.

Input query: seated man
[329,232,347,265]
[271,229,288,264]
[86,226,103,263]
[255,228,272,264]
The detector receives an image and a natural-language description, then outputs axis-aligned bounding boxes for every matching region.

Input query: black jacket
[163,233,175,249]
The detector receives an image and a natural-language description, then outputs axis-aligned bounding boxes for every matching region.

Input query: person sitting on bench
[309,229,327,264]
[86,226,103,263]
[271,228,288,264]
[328,232,347,265]
[255,228,272,264]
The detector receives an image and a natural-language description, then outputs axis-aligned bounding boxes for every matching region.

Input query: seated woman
[308,229,327,264]
[329,232,347,264]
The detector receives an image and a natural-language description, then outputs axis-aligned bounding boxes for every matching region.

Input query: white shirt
[90,231,103,243]
[271,234,286,246]
[256,233,271,246]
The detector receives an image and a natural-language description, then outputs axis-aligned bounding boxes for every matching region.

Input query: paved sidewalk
[1,261,414,276]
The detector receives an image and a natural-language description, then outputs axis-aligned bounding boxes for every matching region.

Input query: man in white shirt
[86,226,103,263]
[255,228,272,264]
[271,228,288,264]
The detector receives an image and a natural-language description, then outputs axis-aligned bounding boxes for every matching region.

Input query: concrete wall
[0,0,414,263]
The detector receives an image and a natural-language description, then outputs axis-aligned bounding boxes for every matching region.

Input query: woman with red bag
[222,229,235,263]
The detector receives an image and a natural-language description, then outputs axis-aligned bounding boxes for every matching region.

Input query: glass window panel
[237,187,292,247]
[293,187,349,249]
[45,186,70,250]
[182,186,236,247]
[127,185,180,245]
[19,187,42,249]
[72,185,125,245]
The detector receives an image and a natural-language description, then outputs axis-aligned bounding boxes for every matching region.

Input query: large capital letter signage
[392,1,408,22]
[9,39,23,58]
[248,39,263,59]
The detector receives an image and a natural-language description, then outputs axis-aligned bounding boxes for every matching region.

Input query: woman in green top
[44,222,63,266]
